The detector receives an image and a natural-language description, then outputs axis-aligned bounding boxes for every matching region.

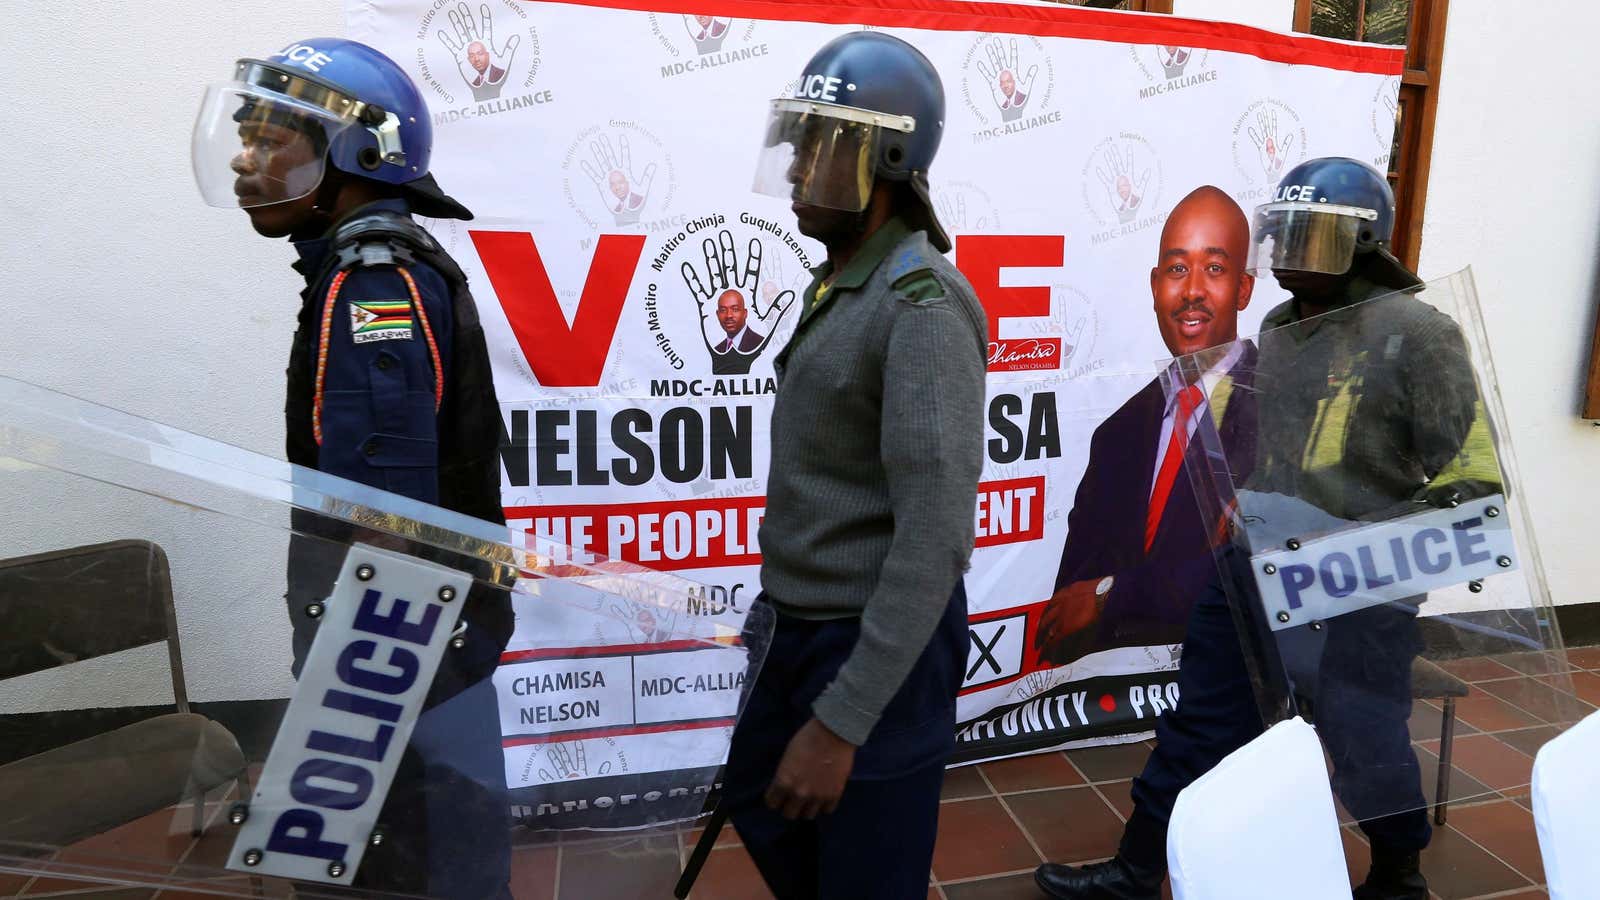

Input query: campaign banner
[346,0,1404,823]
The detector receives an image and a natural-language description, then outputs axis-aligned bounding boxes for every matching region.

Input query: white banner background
[346,0,1403,815]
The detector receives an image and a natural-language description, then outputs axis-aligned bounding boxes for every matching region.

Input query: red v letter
[469,231,647,387]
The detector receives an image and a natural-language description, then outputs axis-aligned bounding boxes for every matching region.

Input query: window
[1295,0,1449,270]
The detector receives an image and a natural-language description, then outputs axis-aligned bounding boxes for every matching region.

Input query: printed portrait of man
[466,40,507,87]
[999,69,1027,111]
[434,2,520,102]
[1035,185,1259,664]
[1159,45,1192,78]
[712,289,767,374]
[684,14,733,53]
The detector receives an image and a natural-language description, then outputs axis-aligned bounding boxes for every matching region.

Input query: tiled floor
[5,648,1596,899]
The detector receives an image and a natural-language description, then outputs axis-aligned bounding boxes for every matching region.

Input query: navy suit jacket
[716,327,766,354]
[711,326,767,375]
[1044,342,1257,662]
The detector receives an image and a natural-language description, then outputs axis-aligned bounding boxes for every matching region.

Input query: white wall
[1415,2,1600,615]
[0,0,341,452]
[1,1,344,704]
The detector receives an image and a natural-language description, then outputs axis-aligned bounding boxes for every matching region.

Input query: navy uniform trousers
[1119,549,1432,870]
[723,584,969,900]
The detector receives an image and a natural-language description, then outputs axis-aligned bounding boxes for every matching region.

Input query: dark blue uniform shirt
[289,200,454,506]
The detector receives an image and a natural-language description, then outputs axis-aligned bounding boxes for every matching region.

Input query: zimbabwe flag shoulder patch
[349,298,414,344]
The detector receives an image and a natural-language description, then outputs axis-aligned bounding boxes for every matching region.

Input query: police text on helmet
[795,74,843,102]
[273,44,333,73]
[1273,183,1319,202]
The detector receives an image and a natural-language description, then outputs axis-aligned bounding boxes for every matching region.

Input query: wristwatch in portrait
[1094,575,1114,614]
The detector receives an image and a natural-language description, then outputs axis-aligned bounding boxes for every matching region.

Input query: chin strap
[311,169,344,216]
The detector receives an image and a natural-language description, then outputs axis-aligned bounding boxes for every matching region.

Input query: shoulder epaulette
[891,270,947,303]
[331,210,438,270]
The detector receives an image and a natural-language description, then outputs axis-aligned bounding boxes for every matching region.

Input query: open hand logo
[932,181,1002,236]
[579,134,656,226]
[1381,84,1399,121]
[1371,77,1401,162]
[1248,107,1298,179]
[1094,145,1152,225]
[538,741,612,782]
[608,594,679,644]
[1061,316,1088,364]
[1017,669,1060,700]
[683,14,733,54]
[935,192,972,233]
[436,1,519,101]
[1044,284,1100,369]
[935,191,999,234]
[680,229,797,376]
[975,37,1038,122]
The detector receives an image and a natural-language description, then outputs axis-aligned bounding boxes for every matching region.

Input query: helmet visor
[1248,201,1374,276]
[192,82,352,209]
[752,99,912,212]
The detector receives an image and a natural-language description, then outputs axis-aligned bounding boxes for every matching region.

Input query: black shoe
[1352,848,1428,900]
[1034,856,1163,900]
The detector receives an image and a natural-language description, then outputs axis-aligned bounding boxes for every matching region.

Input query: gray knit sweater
[758,224,988,746]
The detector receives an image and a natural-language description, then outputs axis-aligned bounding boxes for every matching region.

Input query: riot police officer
[193,38,513,898]
[1036,159,1479,900]
[724,31,988,899]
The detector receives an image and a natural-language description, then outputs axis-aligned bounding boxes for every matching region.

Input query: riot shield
[1177,268,1584,830]
[0,375,773,897]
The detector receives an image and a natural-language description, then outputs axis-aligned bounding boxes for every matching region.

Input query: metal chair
[1410,657,1470,825]
[0,540,248,850]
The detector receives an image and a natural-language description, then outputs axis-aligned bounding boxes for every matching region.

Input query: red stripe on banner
[505,496,766,572]
[500,638,726,663]
[506,473,1043,573]
[528,0,1405,75]
[502,717,737,745]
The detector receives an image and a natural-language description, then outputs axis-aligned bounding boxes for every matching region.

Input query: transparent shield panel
[0,376,773,896]
[1178,268,1584,829]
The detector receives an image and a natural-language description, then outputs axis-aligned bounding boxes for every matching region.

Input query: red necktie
[1146,383,1203,552]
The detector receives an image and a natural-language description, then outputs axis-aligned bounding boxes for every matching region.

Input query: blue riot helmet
[192,38,470,219]
[753,32,951,250]
[1249,157,1419,289]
